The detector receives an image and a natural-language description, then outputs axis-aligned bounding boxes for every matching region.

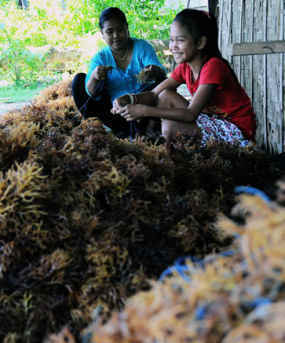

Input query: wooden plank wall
[218,0,285,153]
[186,0,208,10]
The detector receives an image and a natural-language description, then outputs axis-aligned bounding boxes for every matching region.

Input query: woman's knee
[72,73,86,90]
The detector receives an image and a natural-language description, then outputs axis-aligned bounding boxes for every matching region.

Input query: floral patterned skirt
[196,113,249,147]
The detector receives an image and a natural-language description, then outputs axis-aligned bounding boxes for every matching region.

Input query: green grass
[0,81,57,103]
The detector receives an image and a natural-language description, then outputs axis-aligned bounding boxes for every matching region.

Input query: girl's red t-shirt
[171,57,256,140]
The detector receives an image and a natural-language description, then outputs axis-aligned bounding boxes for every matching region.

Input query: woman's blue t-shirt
[85,38,165,102]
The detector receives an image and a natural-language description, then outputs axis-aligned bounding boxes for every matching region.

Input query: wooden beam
[231,40,285,56]
[208,0,218,17]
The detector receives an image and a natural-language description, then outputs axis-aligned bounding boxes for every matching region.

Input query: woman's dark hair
[99,7,128,29]
[173,9,239,82]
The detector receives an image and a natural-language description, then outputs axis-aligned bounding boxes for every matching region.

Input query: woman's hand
[92,65,112,81]
[137,65,166,83]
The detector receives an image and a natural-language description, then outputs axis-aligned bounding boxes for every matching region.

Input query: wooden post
[208,0,218,17]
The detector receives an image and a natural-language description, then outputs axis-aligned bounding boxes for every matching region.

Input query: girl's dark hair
[99,7,128,29]
[173,9,221,58]
[173,9,239,82]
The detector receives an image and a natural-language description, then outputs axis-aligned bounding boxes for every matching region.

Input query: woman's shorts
[196,113,249,147]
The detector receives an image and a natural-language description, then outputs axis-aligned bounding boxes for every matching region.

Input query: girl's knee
[158,89,176,107]
[158,89,189,108]
[158,89,175,100]
[162,120,201,143]
[161,119,175,142]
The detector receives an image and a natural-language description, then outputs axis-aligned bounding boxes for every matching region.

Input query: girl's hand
[92,65,112,81]
[119,104,147,121]
[111,95,132,114]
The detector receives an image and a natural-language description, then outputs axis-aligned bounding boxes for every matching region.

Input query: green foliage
[0,24,46,86]
[0,0,181,87]
[0,0,9,6]
[0,0,177,46]
[128,7,175,39]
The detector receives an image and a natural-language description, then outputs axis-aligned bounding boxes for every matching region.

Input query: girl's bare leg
[157,89,200,144]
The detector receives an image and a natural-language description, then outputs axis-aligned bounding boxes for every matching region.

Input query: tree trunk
[61,0,66,10]
[17,0,29,9]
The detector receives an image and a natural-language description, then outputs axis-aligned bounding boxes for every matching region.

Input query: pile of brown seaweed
[0,79,283,343]
[67,190,285,343]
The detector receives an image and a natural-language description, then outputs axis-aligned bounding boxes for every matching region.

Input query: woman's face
[169,21,201,64]
[101,18,129,51]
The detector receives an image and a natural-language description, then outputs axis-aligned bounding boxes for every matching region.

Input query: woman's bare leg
[157,89,200,144]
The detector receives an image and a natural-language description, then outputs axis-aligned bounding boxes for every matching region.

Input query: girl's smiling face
[169,21,203,64]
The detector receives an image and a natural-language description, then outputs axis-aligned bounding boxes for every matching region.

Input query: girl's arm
[120,83,217,123]
[185,84,217,120]
[112,77,180,111]
[152,77,181,96]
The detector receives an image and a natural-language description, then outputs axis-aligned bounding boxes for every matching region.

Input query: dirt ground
[0,84,191,117]
[0,102,30,115]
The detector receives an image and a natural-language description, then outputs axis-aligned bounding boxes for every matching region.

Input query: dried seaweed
[75,193,285,343]
[0,78,283,342]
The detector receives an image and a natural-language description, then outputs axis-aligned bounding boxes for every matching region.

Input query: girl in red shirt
[112,9,256,147]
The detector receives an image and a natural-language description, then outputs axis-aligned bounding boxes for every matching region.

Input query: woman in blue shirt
[72,7,166,139]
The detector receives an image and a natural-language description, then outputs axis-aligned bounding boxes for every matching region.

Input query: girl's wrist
[128,93,138,105]
[133,94,138,104]
[127,94,135,104]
